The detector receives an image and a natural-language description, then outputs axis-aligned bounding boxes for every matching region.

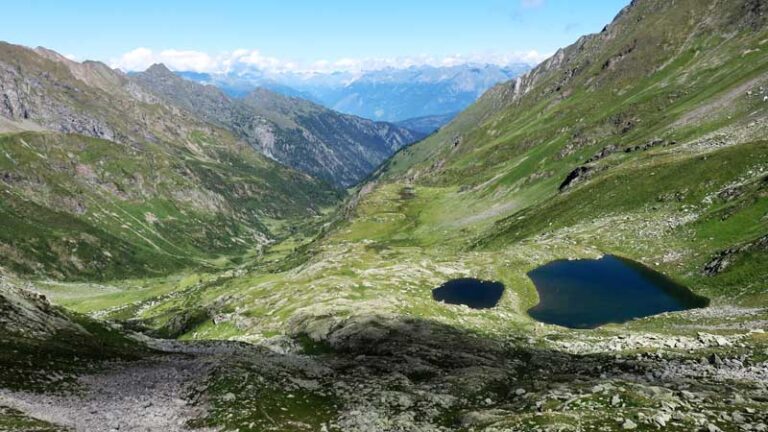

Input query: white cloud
[110,47,218,73]
[112,47,155,71]
[232,50,285,70]
[110,48,550,74]
[156,49,217,72]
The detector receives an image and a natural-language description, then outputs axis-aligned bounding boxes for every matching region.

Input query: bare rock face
[704,235,768,276]
[0,275,86,339]
[559,165,595,191]
[0,55,116,141]
[0,43,219,146]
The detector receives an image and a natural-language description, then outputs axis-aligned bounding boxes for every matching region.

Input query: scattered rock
[624,138,670,153]
[706,422,723,432]
[585,144,618,163]
[559,165,594,191]
[622,418,638,430]
[703,235,768,276]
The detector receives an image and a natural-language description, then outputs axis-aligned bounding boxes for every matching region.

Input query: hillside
[0,42,339,279]
[377,0,768,305]
[132,65,424,188]
[2,1,768,431]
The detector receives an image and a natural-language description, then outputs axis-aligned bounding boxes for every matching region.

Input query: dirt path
[0,342,227,432]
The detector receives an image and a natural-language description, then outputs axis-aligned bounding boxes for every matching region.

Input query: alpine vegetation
[1,0,767,431]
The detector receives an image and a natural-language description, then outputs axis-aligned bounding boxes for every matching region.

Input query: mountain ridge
[0,41,340,279]
[177,63,531,122]
[133,63,424,187]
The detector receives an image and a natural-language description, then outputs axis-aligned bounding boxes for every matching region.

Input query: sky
[2,0,629,73]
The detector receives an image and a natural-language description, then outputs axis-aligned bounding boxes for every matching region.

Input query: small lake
[527,255,708,329]
[432,278,505,309]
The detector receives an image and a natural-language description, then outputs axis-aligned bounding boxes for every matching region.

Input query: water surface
[432,278,505,309]
[527,255,708,328]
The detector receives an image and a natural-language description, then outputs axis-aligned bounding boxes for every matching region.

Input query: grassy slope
[0,42,342,280]
[5,1,768,430]
[37,0,768,337]
[372,0,768,303]
[0,131,338,280]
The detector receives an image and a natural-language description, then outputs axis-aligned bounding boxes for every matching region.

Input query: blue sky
[3,0,629,72]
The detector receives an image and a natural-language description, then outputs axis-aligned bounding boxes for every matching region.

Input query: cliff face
[0,43,212,145]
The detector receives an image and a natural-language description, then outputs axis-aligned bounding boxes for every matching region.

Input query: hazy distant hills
[176,63,530,125]
[394,112,458,134]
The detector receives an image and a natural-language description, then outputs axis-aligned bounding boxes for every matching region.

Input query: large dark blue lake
[527,255,708,329]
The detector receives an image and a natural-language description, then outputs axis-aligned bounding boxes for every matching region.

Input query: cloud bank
[109,48,549,74]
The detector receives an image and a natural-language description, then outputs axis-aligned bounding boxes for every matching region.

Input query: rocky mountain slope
[2,0,768,431]
[0,42,339,279]
[132,65,424,188]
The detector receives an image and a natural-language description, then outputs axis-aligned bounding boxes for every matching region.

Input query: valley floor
[2,136,768,432]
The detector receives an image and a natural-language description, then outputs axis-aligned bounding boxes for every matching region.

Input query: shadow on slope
[1,308,766,430]
[191,313,768,431]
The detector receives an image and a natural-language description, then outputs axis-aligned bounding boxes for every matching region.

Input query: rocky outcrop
[585,144,619,163]
[559,165,595,191]
[704,235,768,275]
[0,277,80,339]
[0,56,117,140]
[624,138,673,154]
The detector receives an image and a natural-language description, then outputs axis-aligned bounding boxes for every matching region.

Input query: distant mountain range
[134,64,424,188]
[394,112,459,135]
[176,63,530,126]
